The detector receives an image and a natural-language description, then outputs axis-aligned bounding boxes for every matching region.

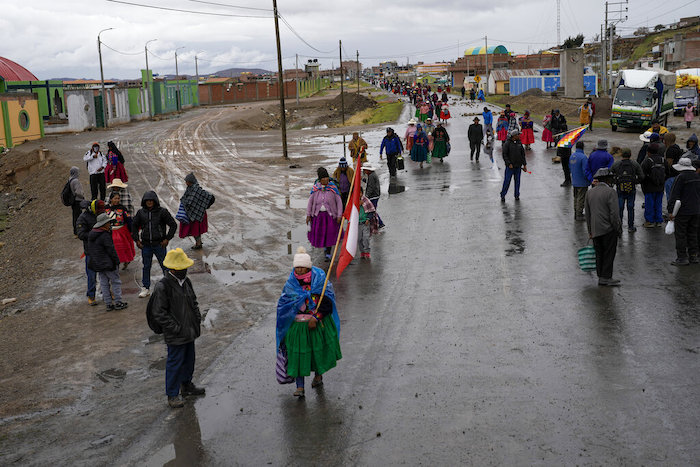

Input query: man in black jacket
[76,200,105,306]
[150,248,204,408]
[88,213,128,311]
[667,157,700,265]
[500,131,528,202]
[468,117,484,161]
[132,191,177,298]
[550,109,567,142]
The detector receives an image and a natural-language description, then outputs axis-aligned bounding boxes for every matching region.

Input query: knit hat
[185,173,197,184]
[293,246,312,269]
[338,157,348,168]
[317,167,330,179]
[593,168,612,179]
[163,248,195,270]
[90,199,105,214]
[595,140,608,150]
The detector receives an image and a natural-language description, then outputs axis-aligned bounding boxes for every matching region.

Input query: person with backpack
[132,191,178,298]
[88,213,128,311]
[664,133,684,200]
[641,143,668,227]
[611,148,644,232]
[64,167,85,236]
[148,247,205,408]
[667,157,700,265]
[569,141,589,221]
[76,200,105,306]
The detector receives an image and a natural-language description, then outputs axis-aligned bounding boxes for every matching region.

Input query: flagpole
[318,156,362,302]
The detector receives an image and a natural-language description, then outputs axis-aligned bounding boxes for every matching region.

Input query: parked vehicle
[674,68,700,116]
[610,69,676,131]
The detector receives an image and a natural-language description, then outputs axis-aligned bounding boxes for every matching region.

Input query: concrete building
[664,31,700,70]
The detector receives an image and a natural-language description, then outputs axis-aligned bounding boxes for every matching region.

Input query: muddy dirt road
[2,88,700,465]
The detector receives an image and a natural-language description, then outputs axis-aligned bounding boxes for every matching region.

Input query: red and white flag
[336,157,362,278]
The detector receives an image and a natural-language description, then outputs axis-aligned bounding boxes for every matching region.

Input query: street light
[194,51,205,107]
[174,46,185,110]
[145,38,157,117]
[97,27,114,128]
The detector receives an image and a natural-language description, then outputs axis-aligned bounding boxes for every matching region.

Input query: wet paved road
[117,97,700,465]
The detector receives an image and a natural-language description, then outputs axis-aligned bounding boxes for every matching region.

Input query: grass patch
[328,80,372,90]
[625,25,700,67]
[344,101,404,126]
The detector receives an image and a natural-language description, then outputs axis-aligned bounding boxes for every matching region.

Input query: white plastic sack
[665,220,675,235]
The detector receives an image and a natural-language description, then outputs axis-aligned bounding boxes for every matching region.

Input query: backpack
[145,291,163,334]
[648,157,666,186]
[61,181,74,206]
[616,159,636,194]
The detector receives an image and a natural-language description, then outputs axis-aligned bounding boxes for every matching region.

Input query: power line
[185,0,271,11]
[101,42,145,56]
[105,0,272,18]
[623,0,698,28]
[278,14,335,54]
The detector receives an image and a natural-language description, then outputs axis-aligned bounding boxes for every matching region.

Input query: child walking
[88,213,128,311]
[359,189,377,259]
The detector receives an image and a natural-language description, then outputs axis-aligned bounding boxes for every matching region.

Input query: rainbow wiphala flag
[556,126,588,148]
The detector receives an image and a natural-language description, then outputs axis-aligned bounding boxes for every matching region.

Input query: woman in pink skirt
[307,167,343,261]
[178,173,215,250]
[542,109,555,148]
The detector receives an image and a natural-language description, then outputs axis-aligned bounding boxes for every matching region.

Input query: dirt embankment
[228,92,377,131]
[490,88,612,122]
[0,147,70,304]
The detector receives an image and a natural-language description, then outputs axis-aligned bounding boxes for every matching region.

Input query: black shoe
[514,197,520,201]
[500,197,506,203]
[113,301,128,310]
[168,396,184,408]
[105,304,115,312]
[181,382,206,396]
[560,181,571,187]
[690,256,699,264]
[671,258,690,266]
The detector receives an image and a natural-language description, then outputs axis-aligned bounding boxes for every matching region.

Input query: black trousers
[593,230,618,279]
[469,141,481,159]
[89,173,106,201]
[558,148,571,183]
[674,214,699,259]
[71,201,82,235]
[386,152,399,176]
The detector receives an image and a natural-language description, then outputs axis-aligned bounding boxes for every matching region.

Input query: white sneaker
[138,287,151,298]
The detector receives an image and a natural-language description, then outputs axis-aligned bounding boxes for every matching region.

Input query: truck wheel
[611,125,617,132]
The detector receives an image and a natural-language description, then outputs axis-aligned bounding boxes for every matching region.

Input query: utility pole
[272,0,288,159]
[557,0,561,46]
[356,50,360,94]
[295,53,300,105]
[601,24,606,96]
[340,40,346,157]
[97,28,113,128]
[174,46,184,110]
[604,1,628,96]
[484,35,489,96]
[145,38,156,118]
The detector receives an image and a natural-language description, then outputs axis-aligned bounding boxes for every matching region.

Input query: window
[18,110,30,131]
[504,83,510,93]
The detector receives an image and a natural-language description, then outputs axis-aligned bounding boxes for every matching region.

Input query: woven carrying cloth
[181,180,214,223]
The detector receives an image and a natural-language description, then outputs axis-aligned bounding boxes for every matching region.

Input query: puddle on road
[505,229,525,256]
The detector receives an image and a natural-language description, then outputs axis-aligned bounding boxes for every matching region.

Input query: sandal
[191,244,203,250]
[293,388,305,397]
[311,376,323,388]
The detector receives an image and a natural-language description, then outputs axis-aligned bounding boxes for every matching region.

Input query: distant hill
[211,67,272,78]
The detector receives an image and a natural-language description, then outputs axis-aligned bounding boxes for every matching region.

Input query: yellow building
[0,57,44,148]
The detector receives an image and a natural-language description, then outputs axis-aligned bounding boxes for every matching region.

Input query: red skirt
[497,128,508,141]
[112,226,135,263]
[179,212,209,238]
[521,128,535,145]
[542,128,554,143]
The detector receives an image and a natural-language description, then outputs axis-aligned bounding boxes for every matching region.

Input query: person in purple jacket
[585,139,614,183]
[306,167,343,261]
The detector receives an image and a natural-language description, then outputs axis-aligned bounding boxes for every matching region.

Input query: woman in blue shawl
[276,247,342,397]
[410,124,429,168]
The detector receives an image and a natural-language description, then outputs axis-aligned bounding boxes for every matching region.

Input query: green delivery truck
[610,69,676,131]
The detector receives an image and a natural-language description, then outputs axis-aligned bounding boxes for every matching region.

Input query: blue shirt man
[569,141,589,221]
[482,107,493,126]
[586,139,614,183]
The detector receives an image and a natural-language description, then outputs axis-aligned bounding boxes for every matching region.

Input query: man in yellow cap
[148,248,204,408]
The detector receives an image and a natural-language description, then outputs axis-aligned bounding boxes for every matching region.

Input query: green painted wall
[127,88,142,116]
[4,80,64,119]
[152,78,199,115]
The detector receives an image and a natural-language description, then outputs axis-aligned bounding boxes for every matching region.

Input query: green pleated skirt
[284,315,342,377]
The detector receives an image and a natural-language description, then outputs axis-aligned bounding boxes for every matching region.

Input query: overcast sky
[1,0,697,80]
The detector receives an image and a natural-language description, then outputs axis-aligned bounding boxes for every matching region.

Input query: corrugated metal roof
[203,77,233,84]
[0,56,38,81]
[63,79,117,85]
[490,69,540,81]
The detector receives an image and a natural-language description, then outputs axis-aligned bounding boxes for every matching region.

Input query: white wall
[107,89,130,125]
[65,90,96,131]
